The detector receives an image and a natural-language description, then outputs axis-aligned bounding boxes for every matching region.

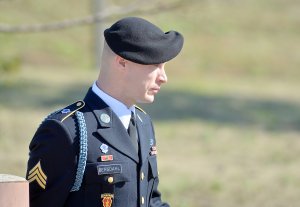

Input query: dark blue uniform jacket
[26,88,169,207]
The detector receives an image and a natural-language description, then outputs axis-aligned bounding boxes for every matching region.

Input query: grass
[1,0,300,206]
[156,120,300,207]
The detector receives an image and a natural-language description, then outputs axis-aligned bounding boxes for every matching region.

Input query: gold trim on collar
[134,105,146,114]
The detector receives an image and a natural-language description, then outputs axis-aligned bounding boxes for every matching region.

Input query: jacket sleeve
[150,177,170,207]
[26,119,77,207]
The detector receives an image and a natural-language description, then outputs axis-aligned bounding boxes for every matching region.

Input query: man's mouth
[149,87,160,94]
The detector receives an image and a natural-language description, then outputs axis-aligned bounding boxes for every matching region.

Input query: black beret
[104,17,184,65]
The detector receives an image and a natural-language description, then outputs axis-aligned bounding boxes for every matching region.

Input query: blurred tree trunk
[91,0,105,69]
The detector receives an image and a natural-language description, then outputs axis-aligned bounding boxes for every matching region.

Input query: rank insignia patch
[27,161,47,189]
[101,193,114,207]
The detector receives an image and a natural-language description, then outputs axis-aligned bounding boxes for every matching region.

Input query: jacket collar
[83,88,139,163]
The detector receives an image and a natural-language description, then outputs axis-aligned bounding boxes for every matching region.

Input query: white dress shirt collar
[92,81,135,129]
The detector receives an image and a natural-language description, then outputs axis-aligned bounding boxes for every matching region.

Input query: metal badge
[100,113,111,124]
[150,139,154,146]
[100,144,109,154]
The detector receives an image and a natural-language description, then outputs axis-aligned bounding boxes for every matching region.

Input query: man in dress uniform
[26,17,183,207]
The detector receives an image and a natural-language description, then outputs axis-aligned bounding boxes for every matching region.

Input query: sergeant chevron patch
[27,161,47,189]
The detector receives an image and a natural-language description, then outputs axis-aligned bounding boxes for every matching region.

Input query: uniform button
[141,196,145,205]
[141,172,145,181]
[107,176,114,184]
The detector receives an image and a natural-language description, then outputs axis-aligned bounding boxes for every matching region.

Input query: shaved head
[96,41,127,104]
[100,41,117,74]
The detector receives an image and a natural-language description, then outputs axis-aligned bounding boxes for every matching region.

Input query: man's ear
[115,56,126,68]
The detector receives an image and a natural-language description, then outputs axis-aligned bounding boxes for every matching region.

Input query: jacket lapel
[84,88,139,163]
[136,112,151,163]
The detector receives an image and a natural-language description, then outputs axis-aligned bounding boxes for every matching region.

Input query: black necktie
[128,111,139,153]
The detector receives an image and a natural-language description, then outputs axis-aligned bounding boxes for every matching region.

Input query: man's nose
[158,66,168,84]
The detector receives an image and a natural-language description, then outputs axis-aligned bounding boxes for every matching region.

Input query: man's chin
[137,96,155,104]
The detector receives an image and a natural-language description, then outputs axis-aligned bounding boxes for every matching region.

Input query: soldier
[26,17,183,207]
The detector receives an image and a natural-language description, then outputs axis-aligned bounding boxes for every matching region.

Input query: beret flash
[104,17,184,65]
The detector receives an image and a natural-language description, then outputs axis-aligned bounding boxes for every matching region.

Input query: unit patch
[27,161,47,189]
[97,164,122,175]
[101,193,114,207]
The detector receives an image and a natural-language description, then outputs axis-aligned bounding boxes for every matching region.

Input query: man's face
[124,61,167,106]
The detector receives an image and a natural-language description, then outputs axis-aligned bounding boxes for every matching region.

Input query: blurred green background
[1,0,300,206]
